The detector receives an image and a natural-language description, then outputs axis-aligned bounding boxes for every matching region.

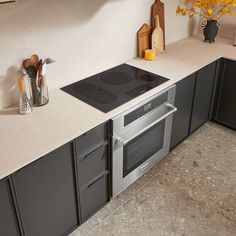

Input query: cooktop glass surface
[61,64,169,113]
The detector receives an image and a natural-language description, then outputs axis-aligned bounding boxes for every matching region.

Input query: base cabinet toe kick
[1,58,235,236]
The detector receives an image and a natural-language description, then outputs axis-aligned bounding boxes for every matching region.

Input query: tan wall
[198,15,236,41]
[0,0,199,109]
[218,15,236,40]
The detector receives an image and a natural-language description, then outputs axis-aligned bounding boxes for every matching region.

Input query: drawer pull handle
[80,142,107,161]
[87,171,108,189]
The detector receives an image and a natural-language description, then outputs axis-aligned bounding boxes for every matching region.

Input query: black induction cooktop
[61,64,169,113]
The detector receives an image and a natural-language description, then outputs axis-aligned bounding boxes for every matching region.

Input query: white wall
[0,0,199,109]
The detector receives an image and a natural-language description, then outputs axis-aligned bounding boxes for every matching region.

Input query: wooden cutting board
[151,0,165,49]
[152,15,164,55]
[137,23,152,58]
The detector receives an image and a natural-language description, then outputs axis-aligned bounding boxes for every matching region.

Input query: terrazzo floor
[70,122,236,236]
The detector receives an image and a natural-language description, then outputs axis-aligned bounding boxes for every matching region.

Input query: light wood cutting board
[151,0,165,49]
[137,23,152,58]
[152,15,164,55]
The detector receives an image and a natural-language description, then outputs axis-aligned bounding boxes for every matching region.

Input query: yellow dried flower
[207,8,213,15]
[176,6,181,15]
[181,7,187,16]
[176,0,236,20]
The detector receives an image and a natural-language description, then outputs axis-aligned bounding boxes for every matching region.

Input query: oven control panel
[124,92,168,126]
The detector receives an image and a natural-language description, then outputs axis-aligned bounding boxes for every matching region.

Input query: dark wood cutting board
[137,23,152,58]
[151,0,165,49]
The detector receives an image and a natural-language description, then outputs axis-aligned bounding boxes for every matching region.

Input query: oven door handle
[113,103,177,146]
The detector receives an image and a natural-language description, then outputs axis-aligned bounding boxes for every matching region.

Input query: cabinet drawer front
[76,123,108,157]
[78,144,108,188]
[80,174,109,222]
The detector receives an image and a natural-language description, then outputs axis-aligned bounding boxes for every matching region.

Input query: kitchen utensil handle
[114,103,177,146]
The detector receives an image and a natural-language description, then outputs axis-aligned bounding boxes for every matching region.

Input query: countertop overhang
[0,34,236,180]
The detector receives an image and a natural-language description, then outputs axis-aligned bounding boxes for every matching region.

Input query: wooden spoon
[31,54,40,70]
[23,58,34,70]
[31,54,39,64]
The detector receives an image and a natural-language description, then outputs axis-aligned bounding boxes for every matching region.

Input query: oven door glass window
[123,120,165,177]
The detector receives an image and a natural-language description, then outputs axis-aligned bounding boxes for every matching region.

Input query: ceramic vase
[202,20,221,43]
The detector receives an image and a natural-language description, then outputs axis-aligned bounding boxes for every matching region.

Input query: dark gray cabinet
[170,73,196,149]
[213,58,236,129]
[190,61,217,133]
[171,61,218,149]
[12,142,79,236]
[0,178,21,236]
[1,122,111,236]
[75,122,110,223]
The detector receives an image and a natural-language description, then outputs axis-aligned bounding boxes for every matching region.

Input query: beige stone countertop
[0,34,236,180]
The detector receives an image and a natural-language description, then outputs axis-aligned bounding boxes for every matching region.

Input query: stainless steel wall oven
[112,85,177,197]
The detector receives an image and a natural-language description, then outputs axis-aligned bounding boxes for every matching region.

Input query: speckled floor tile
[158,123,236,222]
[87,178,236,236]
[70,123,236,236]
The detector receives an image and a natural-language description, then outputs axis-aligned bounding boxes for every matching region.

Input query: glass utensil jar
[28,74,49,107]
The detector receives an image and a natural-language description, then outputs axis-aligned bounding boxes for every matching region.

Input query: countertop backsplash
[0,0,201,110]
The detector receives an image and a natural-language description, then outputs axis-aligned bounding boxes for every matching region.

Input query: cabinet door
[213,59,236,129]
[190,61,217,133]
[0,178,21,236]
[170,73,196,149]
[12,142,79,236]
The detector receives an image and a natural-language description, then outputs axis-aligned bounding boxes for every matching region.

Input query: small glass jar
[28,75,49,107]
